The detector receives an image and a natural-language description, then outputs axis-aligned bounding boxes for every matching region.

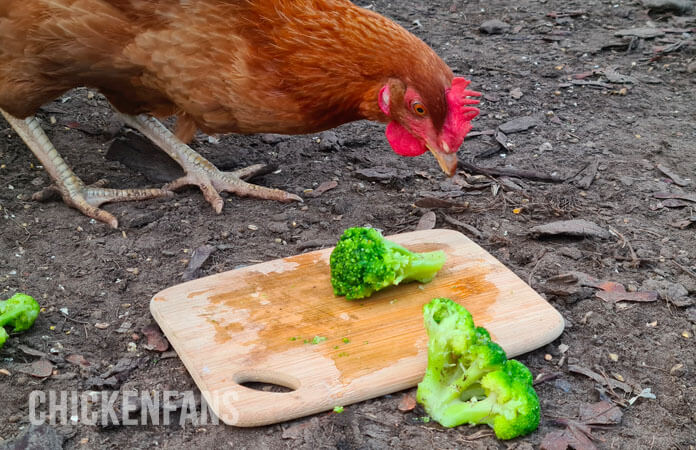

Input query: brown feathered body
[0,0,453,142]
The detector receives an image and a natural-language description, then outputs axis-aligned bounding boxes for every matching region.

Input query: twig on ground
[62,314,90,325]
[458,161,564,182]
[635,228,663,238]
[638,362,669,373]
[442,214,484,239]
[609,226,639,268]
[672,260,696,279]
[596,366,628,406]
[528,248,549,286]
[547,10,586,18]
[534,372,561,386]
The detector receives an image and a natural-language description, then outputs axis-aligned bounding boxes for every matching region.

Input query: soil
[1,0,695,448]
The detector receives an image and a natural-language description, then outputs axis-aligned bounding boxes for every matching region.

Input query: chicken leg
[1,108,172,228]
[120,114,302,213]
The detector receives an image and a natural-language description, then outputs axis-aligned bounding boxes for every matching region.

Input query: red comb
[451,77,481,98]
[446,77,481,123]
[440,77,481,154]
[449,78,481,107]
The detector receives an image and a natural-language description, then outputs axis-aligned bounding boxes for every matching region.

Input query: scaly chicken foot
[120,114,302,213]
[32,178,108,201]
[0,109,173,228]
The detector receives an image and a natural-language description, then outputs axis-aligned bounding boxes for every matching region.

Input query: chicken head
[378,77,480,176]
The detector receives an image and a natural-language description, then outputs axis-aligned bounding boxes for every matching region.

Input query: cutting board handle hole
[234,370,300,393]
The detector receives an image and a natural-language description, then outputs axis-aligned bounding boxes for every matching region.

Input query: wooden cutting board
[150,229,564,426]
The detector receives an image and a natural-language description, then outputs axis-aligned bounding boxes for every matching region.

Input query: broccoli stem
[441,393,498,427]
[453,363,487,394]
[425,362,471,406]
[381,239,447,284]
[401,250,447,283]
[459,385,486,401]
[429,359,488,406]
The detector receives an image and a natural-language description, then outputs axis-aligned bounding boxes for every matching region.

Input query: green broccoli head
[416,298,540,440]
[501,358,534,387]
[475,360,541,439]
[329,227,446,300]
[0,293,40,349]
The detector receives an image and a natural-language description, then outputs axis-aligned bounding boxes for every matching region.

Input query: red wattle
[385,121,426,156]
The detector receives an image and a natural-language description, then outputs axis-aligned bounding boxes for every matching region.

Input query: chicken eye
[412,101,427,116]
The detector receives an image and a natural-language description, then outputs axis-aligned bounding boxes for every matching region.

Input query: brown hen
[0,0,479,227]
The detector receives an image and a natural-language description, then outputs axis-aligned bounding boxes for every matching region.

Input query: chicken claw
[121,115,302,213]
[33,178,172,228]
[1,109,172,228]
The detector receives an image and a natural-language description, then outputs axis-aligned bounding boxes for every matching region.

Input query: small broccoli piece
[0,293,40,349]
[0,327,7,348]
[441,359,540,439]
[416,297,540,440]
[329,227,446,299]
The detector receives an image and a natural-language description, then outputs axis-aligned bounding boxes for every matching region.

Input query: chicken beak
[426,143,459,177]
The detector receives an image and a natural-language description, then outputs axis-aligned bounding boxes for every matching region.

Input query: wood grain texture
[150,229,564,426]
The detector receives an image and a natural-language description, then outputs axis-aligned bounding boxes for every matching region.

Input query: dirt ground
[1,0,695,448]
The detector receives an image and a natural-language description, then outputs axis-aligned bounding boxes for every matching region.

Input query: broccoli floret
[0,293,40,349]
[416,298,540,440]
[453,335,507,394]
[329,227,446,300]
[441,359,540,439]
